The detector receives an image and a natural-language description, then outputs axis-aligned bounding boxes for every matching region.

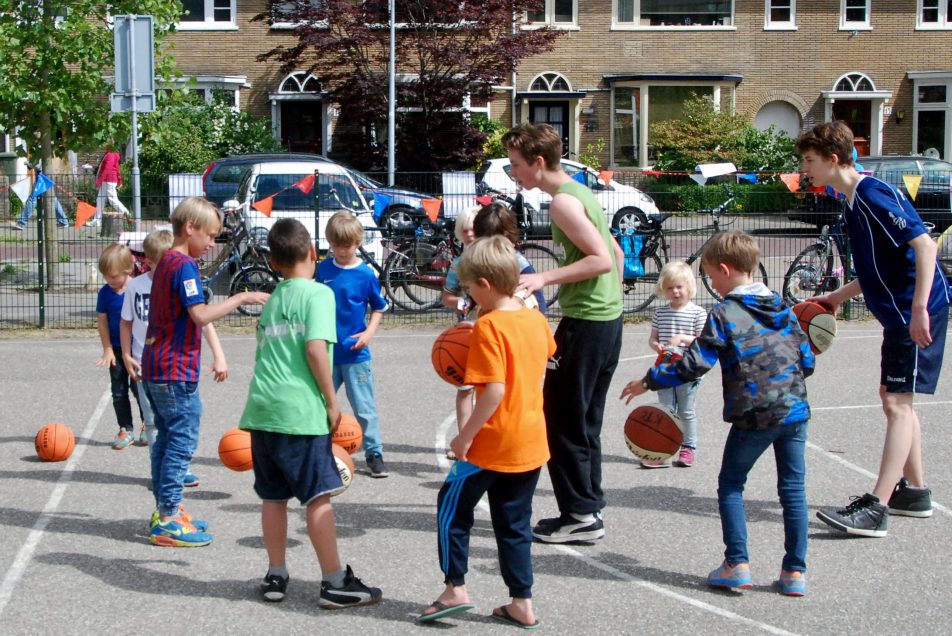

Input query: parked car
[476,157,660,232]
[347,168,443,229]
[202,153,326,207]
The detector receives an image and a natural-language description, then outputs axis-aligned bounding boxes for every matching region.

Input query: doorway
[833,100,872,156]
[529,101,570,157]
[280,102,323,154]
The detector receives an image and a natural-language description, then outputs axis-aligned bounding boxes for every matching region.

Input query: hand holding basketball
[793,300,837,354]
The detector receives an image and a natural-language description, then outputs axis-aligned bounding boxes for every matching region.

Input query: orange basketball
[432,323,473,386]
[624,404,684,462]
[330,443,355,497]
[218,427,253,472]
[35,423,75,462]
[332,414,363,454]
[792,300,837,354]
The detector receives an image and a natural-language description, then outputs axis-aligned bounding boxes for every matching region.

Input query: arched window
[833,72,875,93]
[278,72,322,94]
[529,72,572,92]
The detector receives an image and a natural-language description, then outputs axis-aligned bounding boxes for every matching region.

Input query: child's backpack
[617,230,644,278]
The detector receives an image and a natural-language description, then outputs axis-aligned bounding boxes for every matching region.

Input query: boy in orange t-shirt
[417,236,556,629]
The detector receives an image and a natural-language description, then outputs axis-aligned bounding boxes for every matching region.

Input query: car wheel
[381,206,416,231]
[612,207,649,233]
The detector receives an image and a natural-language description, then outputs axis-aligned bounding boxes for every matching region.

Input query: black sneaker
[816,493,888,537]
[888,478,933,518]
[319,565,382,609]
[532,512,604,544]
[260,573,289,602]
[366,454,389,478]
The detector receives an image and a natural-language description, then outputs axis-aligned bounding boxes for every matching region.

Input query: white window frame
[765,0,796,30]
[270,0,327,30]
[164,76,246,109]
[839,0,871,31]
[176,0,237,31]
[909,72,952,158]
[917,0,952,29]
[611,0,735,30]
[524,0,578,30]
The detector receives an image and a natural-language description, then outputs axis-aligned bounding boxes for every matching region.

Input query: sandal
[416,600,475,623]
[491,605,540,630]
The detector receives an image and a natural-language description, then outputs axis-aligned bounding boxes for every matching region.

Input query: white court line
[0,389,110,618]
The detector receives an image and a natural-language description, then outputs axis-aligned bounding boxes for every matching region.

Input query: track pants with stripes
[437,461,541,598]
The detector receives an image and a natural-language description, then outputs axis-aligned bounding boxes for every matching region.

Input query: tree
[257,0,564,171]
[0,1,181,288]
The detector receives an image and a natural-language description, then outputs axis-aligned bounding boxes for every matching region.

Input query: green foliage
[58,253,71,263]
[577,138,606,170]
[472,118,507,170]
[642,180,795,214]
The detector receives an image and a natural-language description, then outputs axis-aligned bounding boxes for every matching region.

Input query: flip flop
[415,601,475,623]
[491,605,540,630]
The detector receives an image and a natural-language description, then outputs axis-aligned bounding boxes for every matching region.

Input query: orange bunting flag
[902,174,922,200]
[293,174,315,194]
[599,170,614,187]
[780,173,801,193]
[252,196,274,217]
[421,198,442,222]
[75,201,97,229]
[475,195,493,206]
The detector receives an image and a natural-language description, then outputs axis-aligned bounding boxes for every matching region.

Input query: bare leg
[306,494,341,576]
[872,388,923,502]
[262,501,289,568]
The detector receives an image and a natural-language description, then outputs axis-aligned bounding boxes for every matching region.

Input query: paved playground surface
[1,322,950,635]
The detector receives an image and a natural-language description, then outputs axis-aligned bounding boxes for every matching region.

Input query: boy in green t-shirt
[239,218,381,608]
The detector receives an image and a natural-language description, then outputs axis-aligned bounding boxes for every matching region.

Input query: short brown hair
[501,122,562,170]
[98,243,134,276]
[325,211,364,247]
[170,197,222,236]
[796,122,855,166]
[143,228,173,263]
[473,202,520,245]
[701,230,761,274]
[268,218,313,268]
[457,235,520,295]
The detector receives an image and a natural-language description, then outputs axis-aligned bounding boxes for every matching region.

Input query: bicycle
[617,187,769,313]
[781,216,850,306]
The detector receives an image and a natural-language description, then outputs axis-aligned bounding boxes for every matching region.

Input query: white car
[229,160,385,266]
[477,157,660,232]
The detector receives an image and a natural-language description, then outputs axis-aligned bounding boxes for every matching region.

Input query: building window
[527,0,576,26]
[840,0,870,29]
[912,77,952,159]
[613,87,640,166]
[364,1,467,26]
[834,72,875,92]
[918,0,952,28]
[530,72,571,92]
[279,72,323,94]
[271,0,326,29]
[178,0,236,29]
[765,0,796,29]
[614,0,733,27]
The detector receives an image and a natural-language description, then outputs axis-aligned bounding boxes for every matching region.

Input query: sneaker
[532,512,604,544]
[707,561,753,590]
[149,506,208,532]
[318,565,382,609]
[673,447,695,467]
[888,478,933,518]
[11,223,24,231]
[57,222,69,228]
[366,454,389,478]
[112,429,134,450]
[183,472,200,488]
[133,426,149,447]
[261,573,289,602]
[85,220,100,228]
[777,570,806,597]
[816,493,888,537]
[640,458,670,469]
[149,515,213,547]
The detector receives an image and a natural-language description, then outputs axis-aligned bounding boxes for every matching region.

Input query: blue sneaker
[112,429,134,450]
[707,561,753,590]
[149,516,213,547]
[183,472,200,488]
[778,570,806,597]
[149,506,208,532]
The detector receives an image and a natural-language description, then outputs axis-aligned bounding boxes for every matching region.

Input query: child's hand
[96,348,115,368]
[123,355,142,382]
[210,356,228,383]
[620,377,648,404]
[242,291,271,306]
[350,330,373,350]
[449,434,471,461]
[327,405,342,434]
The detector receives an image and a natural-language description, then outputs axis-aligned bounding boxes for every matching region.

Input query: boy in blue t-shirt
[798,122,951,537]
[316,212,390,477]
[96,243,143,450]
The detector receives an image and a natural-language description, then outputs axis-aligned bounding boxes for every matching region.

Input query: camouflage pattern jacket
[645,283,815,431]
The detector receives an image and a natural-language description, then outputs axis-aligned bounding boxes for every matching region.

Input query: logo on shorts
[889,212,907,230]
[886,375,907,383]
[184,279,200,298]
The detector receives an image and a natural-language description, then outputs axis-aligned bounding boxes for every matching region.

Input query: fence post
[36,200,46,328]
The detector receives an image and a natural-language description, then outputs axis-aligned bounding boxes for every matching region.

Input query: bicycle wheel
[229,266,279,316]
[622,253,663,314]
[783,244,836,305]
[383,242,446,312]
[519,243,562,308]
[701,261,770,302]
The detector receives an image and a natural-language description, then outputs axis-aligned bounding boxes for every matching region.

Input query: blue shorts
[881,309,947,394]
[250,430,343,504]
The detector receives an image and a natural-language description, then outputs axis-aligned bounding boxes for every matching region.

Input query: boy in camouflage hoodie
[621,231,815,596]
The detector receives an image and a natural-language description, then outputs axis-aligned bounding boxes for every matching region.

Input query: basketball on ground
[431,323,472,386]
[35,423,75,462]
[332,414,363,454]
[331,444,355,497]
[793,300,837,354]
[218,427,253,472]
[624,404,684,462]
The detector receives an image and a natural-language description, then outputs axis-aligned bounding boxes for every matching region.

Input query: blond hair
[656,261,697,298]
[325,211,364,246]
[143,228,173,263]
[454,205,480,244]
[170,196,222,236]
[99,243,134,276]
[701,230,761,274]
[457,235,519,295]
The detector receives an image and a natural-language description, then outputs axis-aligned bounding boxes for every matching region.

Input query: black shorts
[881,310,948,394]
[250,430,343,504]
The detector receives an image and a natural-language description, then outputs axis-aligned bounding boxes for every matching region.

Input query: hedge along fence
[640,179,795,215]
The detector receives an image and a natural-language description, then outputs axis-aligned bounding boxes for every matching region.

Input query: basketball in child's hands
[431,323,473,386]
[330,444,355,497]
[218,427,253,472]
[332,413,363,454]
[793,301,837,354]
[35,423,75,462]
[624,405,684,462]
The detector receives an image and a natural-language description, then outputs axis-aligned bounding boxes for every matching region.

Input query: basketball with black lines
[792,300,837,354]
[431,323,473,386]
[624,404,684,462]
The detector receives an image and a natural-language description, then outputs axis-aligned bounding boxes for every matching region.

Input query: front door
[280,101,323,154]
[833,100,872,156]
[530,101,570,157]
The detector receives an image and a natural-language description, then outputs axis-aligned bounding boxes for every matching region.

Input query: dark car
[347,169,443,229]
[201,153,327,207]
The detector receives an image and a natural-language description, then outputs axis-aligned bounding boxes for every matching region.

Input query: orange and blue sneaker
[777,570,806,597]
[149,505,208,532]
[112,429,134,450]
[707,561,753,590]
[149,515,213,547]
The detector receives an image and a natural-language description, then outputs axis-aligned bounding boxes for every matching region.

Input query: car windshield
[253,173,364,211]
[349,169,383,190]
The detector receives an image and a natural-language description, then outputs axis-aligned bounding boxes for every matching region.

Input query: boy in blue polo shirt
[798,122,950,537]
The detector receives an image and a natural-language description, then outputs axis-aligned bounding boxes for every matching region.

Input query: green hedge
[641,180,795,214]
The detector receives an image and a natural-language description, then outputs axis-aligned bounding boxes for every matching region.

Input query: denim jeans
[717,421,808,573]
[658,380,700,448]
[18,194,68,227]
[333,360,382,458]
[135,380,156,445]
[145,381,202,517]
